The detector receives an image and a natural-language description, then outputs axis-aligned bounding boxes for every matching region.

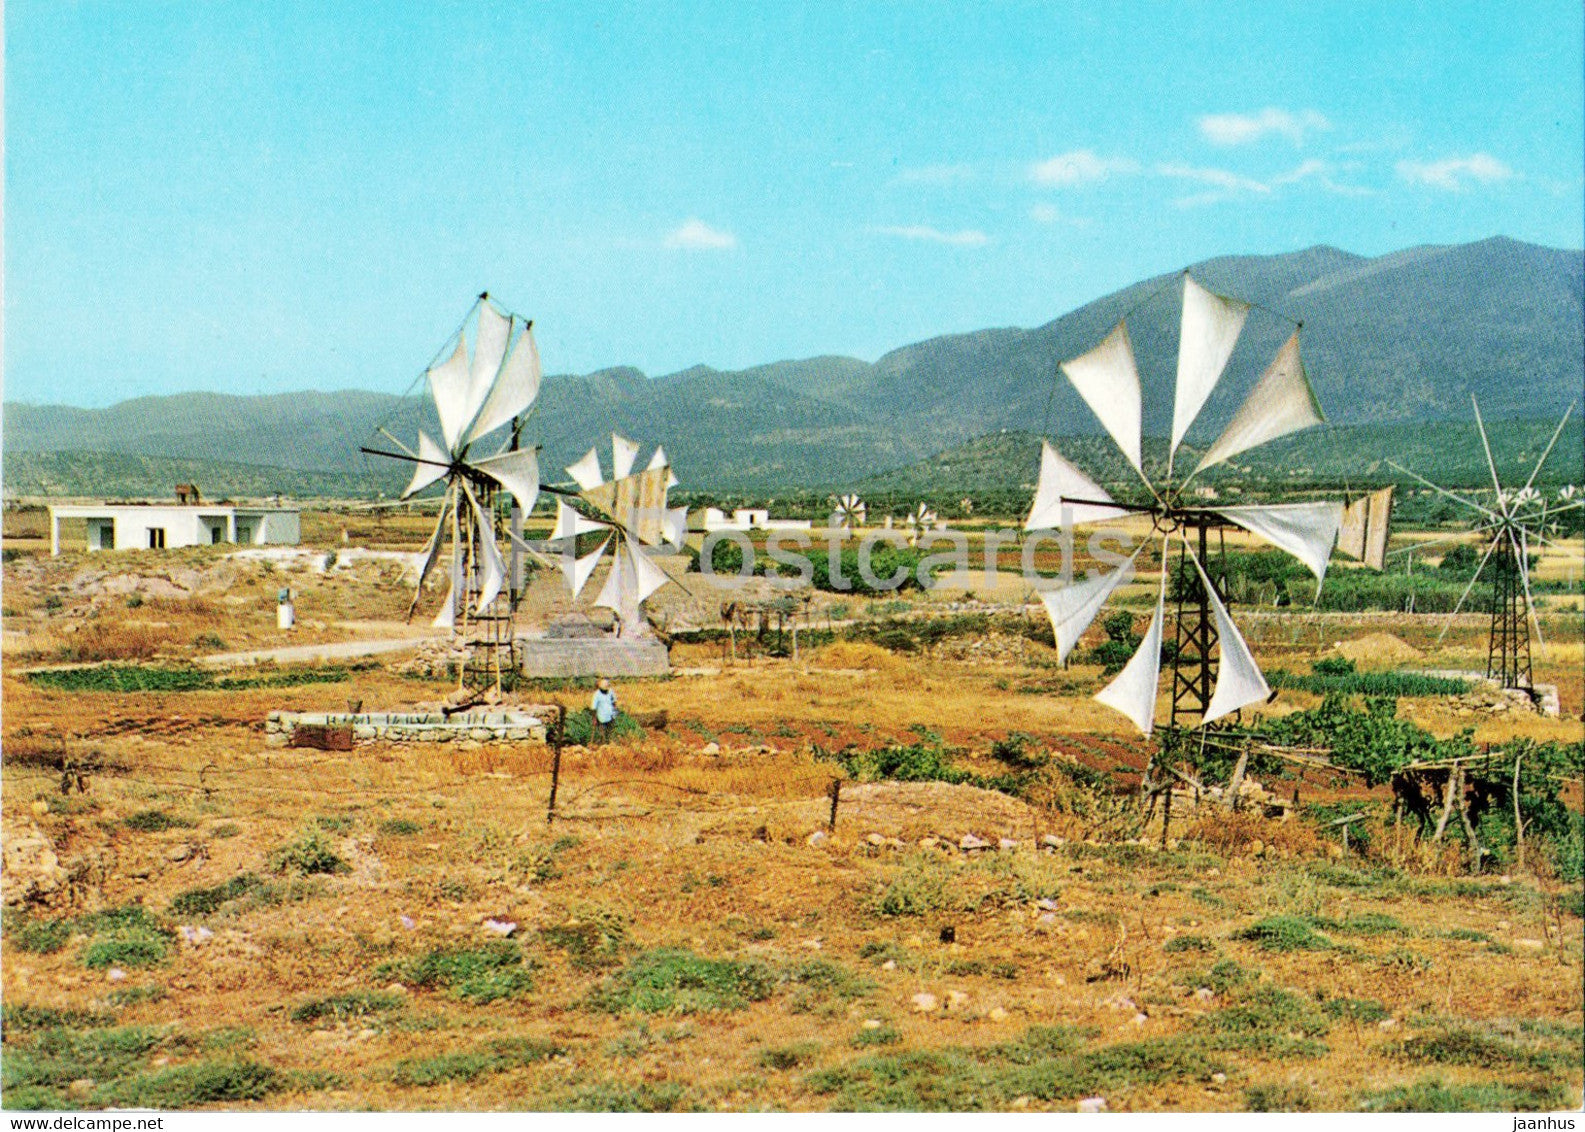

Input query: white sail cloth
[1025,440,1130,530]
[1095,558,1167,736]
[1188,551,1271,725]
[1172,276,1250,460]
[1060,320,1144,478]
[1036,549,1141,663]
[1194,331,1324,474]
[1216,500,1344,583]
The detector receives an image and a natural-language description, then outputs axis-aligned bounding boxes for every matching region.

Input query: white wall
[50,505,301,554]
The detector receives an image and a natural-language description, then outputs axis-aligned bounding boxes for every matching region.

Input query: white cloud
[1029,150,1139,186]
[1156,163,1272,195]
[1395,153,1515,191]
[898,163,975,185]
[664,218,738,250]
[1029,203,1062,224]
[876,225,991,247]
[1198,108,1331,146]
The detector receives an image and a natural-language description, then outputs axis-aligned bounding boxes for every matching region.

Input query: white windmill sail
[1188,552,1271,725]
[1338,486,1395,571]
[1060,320,1144,477]
[461,484,508,612]
[1095,569,1166,736]
[566,448,604,491]
[553,498,604,541]
[1172,276,1250,461]
[1037,549,1141,663]
[612,433,641,480]
[1025,439,1129,530]
[1215,500,1343,583]
[462,302,513,433]
[402,432,452,500]
[471,448,542,512]
[563,535,611,599]
[1195,331,1323,473]
[465,322,542,445]
[648,445,681,489]
[432,580,458,629]
[428,336,476,452]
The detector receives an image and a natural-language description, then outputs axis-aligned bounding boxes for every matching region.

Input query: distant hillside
[6,236,1581,494]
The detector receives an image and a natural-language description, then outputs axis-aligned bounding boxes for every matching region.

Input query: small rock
[1038,912,1058,926]
[988,1006,1010,1022]
[1040,834,1064,849]
[483,918,518,937]
[1211,1072,1227,1085]
[1037,897,1060,912]
[911,992,938,1013]
[946,990,969,1009]
[384,982,407,995]
[106,968,127,982]
[1377,1018,1398,1031]
[1496,920,1511,931]
[1010,1095,1031,1109]
[918,837,940,850]
[862,1019,884,1030]
[866,833,886,847]
[959,833,989,851]
[178,925,213,945]
[701,742,721,755]
[399,915,416,931]
[1077,1097,1107,1113]
[998,838,1018,851]
[1131,1012,1149,1026]
[807,831,830,848]
[1194,987,1215,1002]
[881,960,897,971]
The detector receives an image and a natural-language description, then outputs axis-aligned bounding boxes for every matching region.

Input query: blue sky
[6,1,1582,407]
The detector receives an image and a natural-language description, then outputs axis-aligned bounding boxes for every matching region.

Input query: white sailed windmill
[1026,272,1345,736]
[1387,398,1581,690]
[833,494,867,530]
[551,434,688,636]
[363,295,544,652]
[902,503,939,546]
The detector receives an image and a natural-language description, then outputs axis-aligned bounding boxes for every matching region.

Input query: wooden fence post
[547,702,565,825]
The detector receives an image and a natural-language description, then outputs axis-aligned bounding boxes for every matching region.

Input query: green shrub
[377,942,535,1004]
[269,831,349,876]
[540,908,628,970]
[92,1060,280,1107]
[852,1024,902,1047]
[170,874,265,917]
[1164,935,1214,953]
[3,914,75,955]
[290,992,404,1025]
[377,819,423,836]
[1245,1082,1316,1112]
[386,1038,561,1086]
[82,934,167,969]
[1357,1077,1567,1112]
[588,949,777,1015]
[123,809,193,833]
[760,1041,823,1069]
[564,1081,692,1112]
[1235,916,1332,952]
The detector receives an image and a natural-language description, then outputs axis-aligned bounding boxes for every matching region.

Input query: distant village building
[701,507,812,533]
[48,486,300,555]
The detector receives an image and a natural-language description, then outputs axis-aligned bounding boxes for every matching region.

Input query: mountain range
[6,236,1581,497]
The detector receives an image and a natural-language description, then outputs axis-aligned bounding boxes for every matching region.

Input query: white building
[49,501,300,555]
[700,507,812,532]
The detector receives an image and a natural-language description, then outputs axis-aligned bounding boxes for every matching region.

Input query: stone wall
[266,709,548,746]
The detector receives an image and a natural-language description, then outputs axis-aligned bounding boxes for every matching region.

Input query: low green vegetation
[290,992,405,1025]
[376,942,536,1004]
[385,1038,561,1087]
[123,809,193,833]
[269,830,350,876]
[1357,1076,1568,1113]
[169,874,266,917]
[587,949,777,1015]
[26,664,354,694]
[1234,916,1333,952]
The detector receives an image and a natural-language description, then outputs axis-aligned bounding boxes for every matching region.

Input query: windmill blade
[377,427,419,459]
[1470,396,1507,510]
[593,537,673,621]
[432,580,458,629]
[1060,319,1146,480]
[471,446,541,512]
[458,301,513,442]
[1513,527,1545,653]
[401,431,452,499]
[428,333,475,454]
[1025,439,1130,530]
[1095,542,1168,735]
[1186,546,1272,725]
[465,320,542,446]
[665,505,689,547]
[552,498,607,542]
[1436,534,1504,645]
[406,489,454,622]
[1193,330,1323,475]
[504,526,559,569]
[1171,275,1250,470]
[566,447,604,491]
[1384,461,1498,522]
[1036,549,1141,663]
[460,482,508,613]
[611,433,641,480]
[1517,402,1577,499]
[1215,500,1343,583]
[648,444,681,489]
[563,535,612,600]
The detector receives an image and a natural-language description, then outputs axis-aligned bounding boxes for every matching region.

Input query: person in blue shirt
[590,678,616,744]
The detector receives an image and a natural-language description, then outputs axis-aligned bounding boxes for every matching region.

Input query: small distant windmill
[362,293,544,688]
[551,434,688,636]
[832,494,867,530]
[1388,398,1581,690]
[902,503,938,546]
[1025,272,1344,736]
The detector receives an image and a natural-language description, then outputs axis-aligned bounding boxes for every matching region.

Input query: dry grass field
[2,521,1581,1113]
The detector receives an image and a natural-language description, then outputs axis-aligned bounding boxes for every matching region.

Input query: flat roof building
[49,491,300,556]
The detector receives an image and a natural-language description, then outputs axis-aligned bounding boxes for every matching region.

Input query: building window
[148,528,166,549]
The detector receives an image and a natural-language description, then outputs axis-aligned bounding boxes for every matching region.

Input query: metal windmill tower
[1024,272,1344,736]
[1389,398,1581,691]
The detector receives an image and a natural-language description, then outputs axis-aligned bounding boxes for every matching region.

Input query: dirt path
[197,633,437,667]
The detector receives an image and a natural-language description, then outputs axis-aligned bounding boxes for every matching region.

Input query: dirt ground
[2,527,1582,1113]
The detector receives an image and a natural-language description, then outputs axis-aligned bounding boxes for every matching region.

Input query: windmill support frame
[1486,536,1532,691]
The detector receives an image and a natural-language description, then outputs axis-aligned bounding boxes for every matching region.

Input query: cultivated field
[2,514,1581,1113]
